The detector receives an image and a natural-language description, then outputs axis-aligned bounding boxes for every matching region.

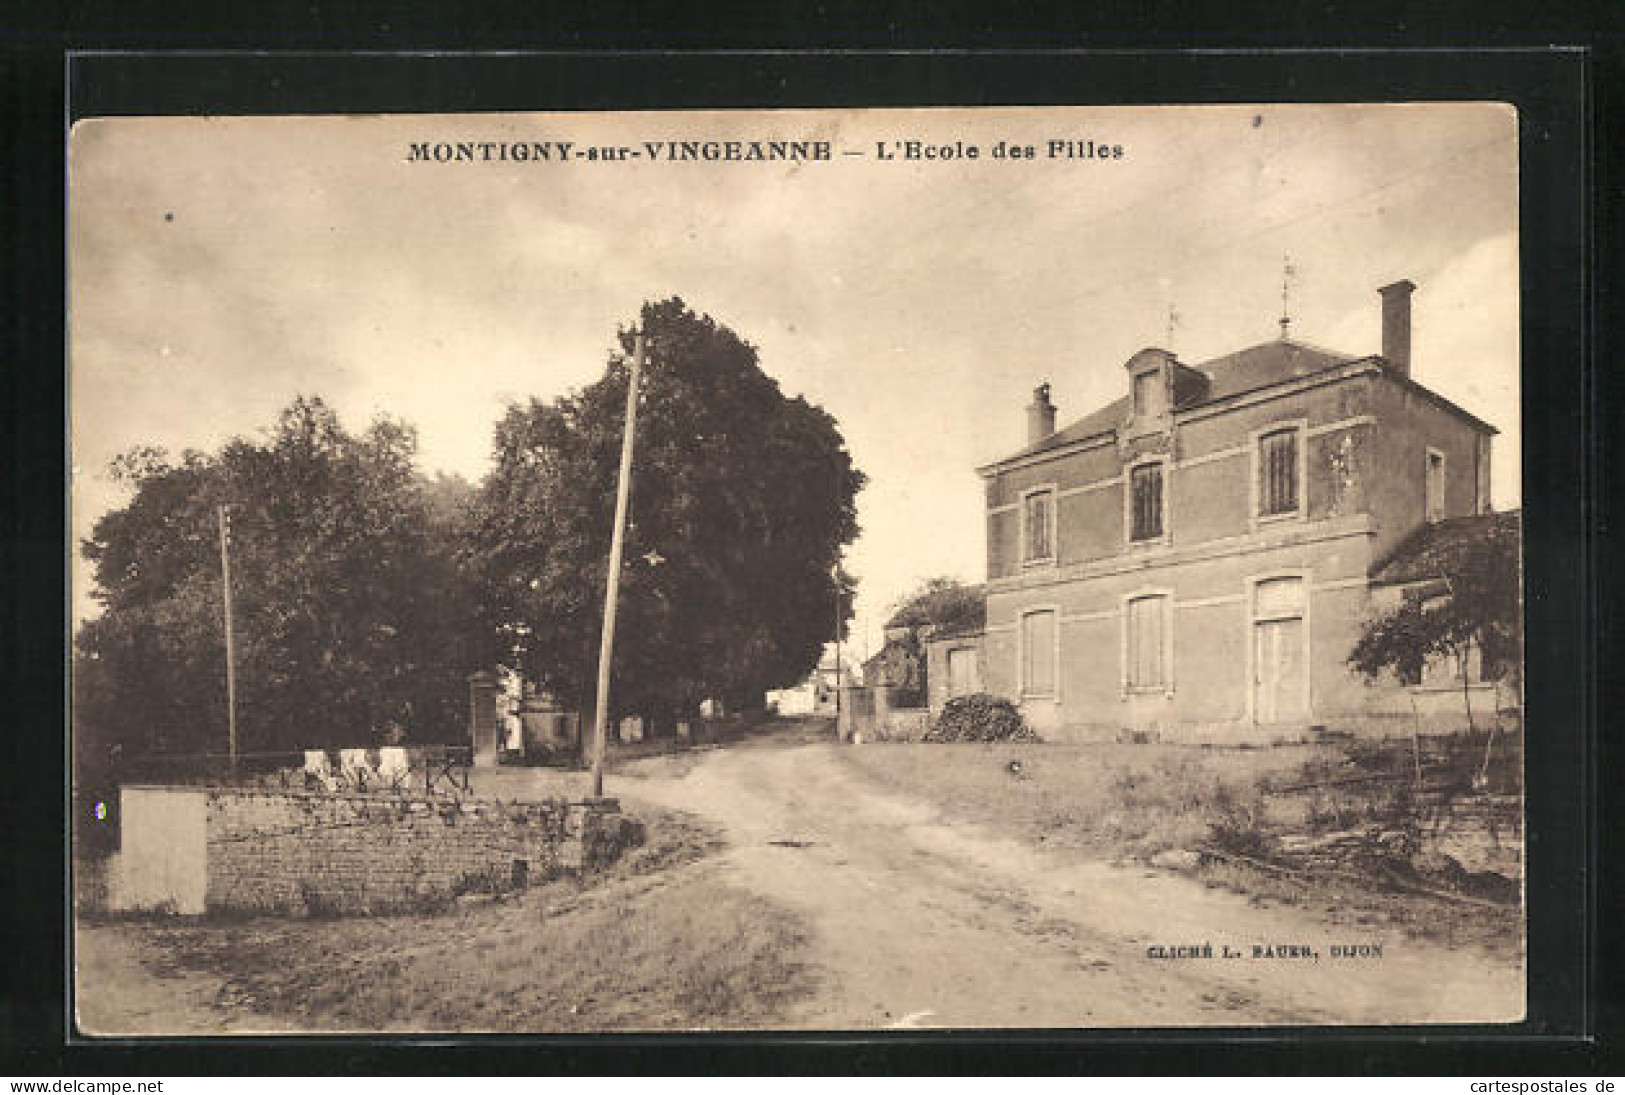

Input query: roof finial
[1279,254,1298,340]
[1165,300,1181,352]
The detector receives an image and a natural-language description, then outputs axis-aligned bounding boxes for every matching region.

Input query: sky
[70,104,1520,658]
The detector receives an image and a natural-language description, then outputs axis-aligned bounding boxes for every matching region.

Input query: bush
[1205,778,1271,857]
[924,694,1037,743]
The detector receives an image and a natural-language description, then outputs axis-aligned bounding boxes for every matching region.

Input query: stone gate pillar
[468,670,499,768]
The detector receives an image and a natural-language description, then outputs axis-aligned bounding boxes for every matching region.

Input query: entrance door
[1253,617,1306,725]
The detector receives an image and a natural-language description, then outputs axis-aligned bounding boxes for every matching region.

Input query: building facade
[962,280,1500,743]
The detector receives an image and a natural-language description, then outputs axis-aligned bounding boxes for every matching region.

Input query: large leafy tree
[75,397,490,769]
[1348,513,1522,736]
[469,298,865,723]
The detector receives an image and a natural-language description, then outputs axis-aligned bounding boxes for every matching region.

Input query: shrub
[925,694,1037,743]
[1205,779,1271,857]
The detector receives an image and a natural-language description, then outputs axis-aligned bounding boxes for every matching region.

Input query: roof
[1370,510,1522,587]
[1193,339,1359,402]
[992,339,1358,467]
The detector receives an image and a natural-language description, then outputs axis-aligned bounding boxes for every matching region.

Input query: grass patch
[839,741,1323,861]
[838,740,1522,951]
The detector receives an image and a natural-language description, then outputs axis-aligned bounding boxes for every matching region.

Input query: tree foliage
[75,397,490,768]
[1348,515,1522,692]
[886,577,986,637]
[467,298,865,720]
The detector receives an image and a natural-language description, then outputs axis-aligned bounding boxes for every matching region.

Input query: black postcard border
[6,46,1605,1075]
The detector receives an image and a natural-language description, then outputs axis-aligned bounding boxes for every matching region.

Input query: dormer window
[1132,370,1165,418]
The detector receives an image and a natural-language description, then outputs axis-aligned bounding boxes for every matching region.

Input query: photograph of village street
[69,104,1525,1033]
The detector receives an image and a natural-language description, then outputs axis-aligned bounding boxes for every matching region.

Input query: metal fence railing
[75,744,475,856]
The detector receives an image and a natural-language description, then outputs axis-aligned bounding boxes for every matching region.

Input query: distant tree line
[74,298,866,773]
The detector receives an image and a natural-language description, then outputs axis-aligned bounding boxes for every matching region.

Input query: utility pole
[590,332,645,800]
[216,504,239,777]
[833,565,843,723]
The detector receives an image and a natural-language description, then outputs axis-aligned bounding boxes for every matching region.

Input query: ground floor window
[1125,594,1170,691]
[1020,610,1056,697]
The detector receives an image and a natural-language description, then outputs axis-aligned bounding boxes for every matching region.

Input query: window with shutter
[1426,449,1446,523]
[1257,428,1300,517]
[1023,490,1054,562]
[1126,595,1168,691]
[1021,610,1056,697]
[1130,462,1164,541]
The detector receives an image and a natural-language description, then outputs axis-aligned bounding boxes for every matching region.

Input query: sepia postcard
[69,103,1526,1034]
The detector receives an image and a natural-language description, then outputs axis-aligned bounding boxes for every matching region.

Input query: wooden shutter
[1259,429,1298,516]
[1131,463,1163,540]
[1025,492,1052,560]
[1127,596,1166,689]
[1022,611,1056,695]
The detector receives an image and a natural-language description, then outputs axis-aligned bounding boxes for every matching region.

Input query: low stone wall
[109,784,638,916]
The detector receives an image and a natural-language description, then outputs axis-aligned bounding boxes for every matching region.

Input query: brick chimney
[1027,383,1056,445]
[1379,279,1415,378]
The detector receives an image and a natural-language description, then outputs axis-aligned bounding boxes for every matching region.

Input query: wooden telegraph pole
[590,332,645,799]
[216,504,239,777]
[833,565,843,725]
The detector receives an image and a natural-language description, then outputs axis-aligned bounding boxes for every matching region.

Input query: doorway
[1252,577,1308,725]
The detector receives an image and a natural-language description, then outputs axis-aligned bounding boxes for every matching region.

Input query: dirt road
[74,922,303,1036]
[621,735,1525,1028]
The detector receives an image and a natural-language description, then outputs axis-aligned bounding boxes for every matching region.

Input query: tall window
[1257,427,1300,517]
[1125,595,1169,691]
[1426,449,1446,523]
[1129,462,1164,541]
[1021,610,1056,697]
[1023,489,1054,563]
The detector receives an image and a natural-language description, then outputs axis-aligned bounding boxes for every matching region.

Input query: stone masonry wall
[839,685,933,743]
[205,787,631,916]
